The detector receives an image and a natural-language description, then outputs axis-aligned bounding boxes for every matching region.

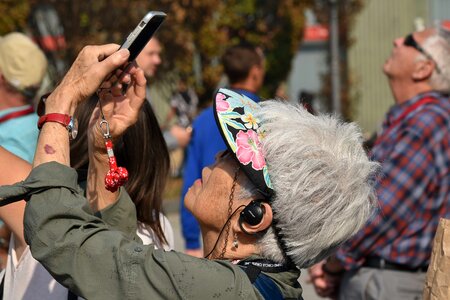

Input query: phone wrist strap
[98,101,128,192]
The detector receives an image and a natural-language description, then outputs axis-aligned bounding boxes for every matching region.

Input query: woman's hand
[44,44,131,116]
[88,63,147,155]
[85,63,146,209]
[34,44,130,168]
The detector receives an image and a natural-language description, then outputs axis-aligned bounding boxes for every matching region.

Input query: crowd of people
[0,10,448,300]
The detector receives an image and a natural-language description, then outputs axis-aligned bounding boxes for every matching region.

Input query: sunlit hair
[421,28,450,92]
[237,101,379,268]
[222,44,264,84]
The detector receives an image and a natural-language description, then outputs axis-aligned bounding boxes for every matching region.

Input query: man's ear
[412,59,434,81]
[249,65,262,81]
[236,202,273,235]
[248,64,264,90]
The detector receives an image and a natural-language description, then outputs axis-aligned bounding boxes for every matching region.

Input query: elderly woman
[0,45,377,299]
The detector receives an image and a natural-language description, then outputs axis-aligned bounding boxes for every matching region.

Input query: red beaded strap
[103,139,128,192]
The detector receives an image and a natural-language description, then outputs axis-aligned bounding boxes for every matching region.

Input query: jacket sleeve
[96,188,140,242]
[0,162,258,300]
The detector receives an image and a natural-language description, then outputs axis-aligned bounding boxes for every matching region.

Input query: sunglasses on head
[403,34,441,74]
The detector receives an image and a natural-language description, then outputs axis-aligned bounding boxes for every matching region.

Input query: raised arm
[33,45,133,168]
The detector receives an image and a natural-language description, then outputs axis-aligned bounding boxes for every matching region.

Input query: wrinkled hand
[88,63,146,152]
[44,44,131,116]
[308,261,340,299]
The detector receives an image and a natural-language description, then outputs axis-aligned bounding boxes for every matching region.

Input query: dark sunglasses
[403,34,441,74]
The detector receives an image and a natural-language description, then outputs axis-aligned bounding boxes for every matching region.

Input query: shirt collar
[228,88,261,103]
[0,104,33,118]
[386,91,445,125]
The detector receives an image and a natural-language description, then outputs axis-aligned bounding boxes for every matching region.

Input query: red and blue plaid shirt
[336,91,450,270]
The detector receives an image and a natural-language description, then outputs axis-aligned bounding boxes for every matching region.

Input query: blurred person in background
[310,20,450,300]
[180,44,265,257]
[298,90,316,115]
[168,76,199,129]
[167,76,199,177]
[274,81,290,101]
[0,32,47,163]
[0,31,47,273]
[136,37,191,151]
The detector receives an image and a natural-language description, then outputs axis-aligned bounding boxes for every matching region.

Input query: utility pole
[329,0,341,115]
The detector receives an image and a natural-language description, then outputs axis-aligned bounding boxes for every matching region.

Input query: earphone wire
[204,204,246,259]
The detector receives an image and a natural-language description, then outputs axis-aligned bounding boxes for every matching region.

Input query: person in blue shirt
[180,44,265,256]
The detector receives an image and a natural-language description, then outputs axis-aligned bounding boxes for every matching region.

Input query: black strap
[241,265,261,283]
[67,290,78,300]
[239,265,284,300]
[238,259,293,299]
[238,258,292,273]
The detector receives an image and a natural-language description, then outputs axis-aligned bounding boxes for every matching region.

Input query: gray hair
[240,101,379,268]
[421,27,450,92]
[237,175,260,200]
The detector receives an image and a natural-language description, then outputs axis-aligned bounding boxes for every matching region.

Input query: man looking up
[310,21,450,300]
[180,44,266,257]
[136,37,191,150]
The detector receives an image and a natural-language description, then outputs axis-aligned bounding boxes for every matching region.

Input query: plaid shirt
[336,91,450,270]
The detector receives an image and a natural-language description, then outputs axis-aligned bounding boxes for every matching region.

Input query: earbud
[239,200,265,235]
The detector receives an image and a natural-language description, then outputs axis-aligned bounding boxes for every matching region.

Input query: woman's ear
[236,202,273,235]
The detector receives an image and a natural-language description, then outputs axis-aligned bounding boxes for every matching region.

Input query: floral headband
[213,88,274,199]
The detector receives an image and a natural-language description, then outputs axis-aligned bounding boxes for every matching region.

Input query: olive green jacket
[0,162,303,299]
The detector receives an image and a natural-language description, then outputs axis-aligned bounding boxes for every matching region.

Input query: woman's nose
[201,166,212,182]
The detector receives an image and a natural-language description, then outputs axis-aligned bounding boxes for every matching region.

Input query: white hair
[421,28,450,92]
[242,101,379,268]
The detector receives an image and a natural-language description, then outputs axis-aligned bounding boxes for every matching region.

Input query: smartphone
[120,11,166,62]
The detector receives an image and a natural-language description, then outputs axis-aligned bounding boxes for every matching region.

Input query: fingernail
[117,48,129,58]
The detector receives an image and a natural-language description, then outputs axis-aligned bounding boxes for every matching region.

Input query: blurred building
[288,9,328,112]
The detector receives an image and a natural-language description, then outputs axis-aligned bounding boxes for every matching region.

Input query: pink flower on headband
[235,129,265,170]
[216,92,230,112]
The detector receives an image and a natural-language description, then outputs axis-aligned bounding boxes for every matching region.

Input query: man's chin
[145,70,156,78]
[382,63,391,76]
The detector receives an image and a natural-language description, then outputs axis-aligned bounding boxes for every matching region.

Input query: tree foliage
[0,1,30,35]
[1,0,309,103]
[0,0,367,116]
